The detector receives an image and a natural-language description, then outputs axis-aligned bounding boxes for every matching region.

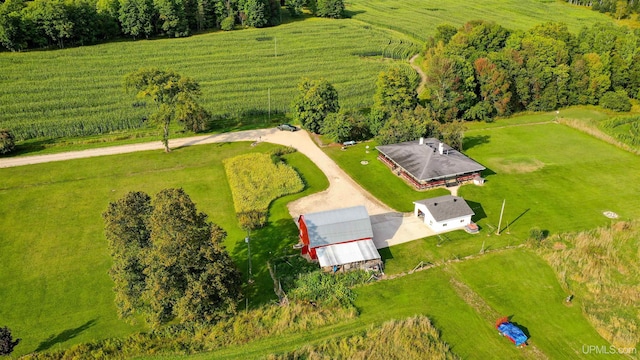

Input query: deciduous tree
[291,78,339,134]
[124,68,210,152]
[103,189,242,328]
[0,129,15,155]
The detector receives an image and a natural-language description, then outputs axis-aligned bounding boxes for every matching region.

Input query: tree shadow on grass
[463,135,491,151]
[232,217,303,307]
[35,319,97,352]
[466,200,487,223]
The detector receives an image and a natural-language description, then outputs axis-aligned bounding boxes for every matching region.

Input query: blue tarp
[498,322,528,346]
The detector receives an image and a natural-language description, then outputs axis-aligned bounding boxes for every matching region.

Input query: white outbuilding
[413,195,475,233]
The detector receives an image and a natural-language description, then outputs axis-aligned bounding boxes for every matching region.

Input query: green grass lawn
[323,143,450,212]
[0,18,417,142]
[460,121,640,237]
[450,249,621,359]
[348,0,613,41]
[0,142,327,356]
[163,249,619,359]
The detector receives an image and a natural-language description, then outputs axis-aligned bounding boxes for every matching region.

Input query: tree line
[0,0,345,51]
[420,21,639,123]
[291,21,640,149]
[566,0,640,19]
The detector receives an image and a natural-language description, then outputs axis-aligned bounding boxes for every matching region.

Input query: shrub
[314,0,344,18]
[527,227,547,248]
[221,16,235,31]
[600,90,632,112]
[0,129,16,155]
[289,270,370,307]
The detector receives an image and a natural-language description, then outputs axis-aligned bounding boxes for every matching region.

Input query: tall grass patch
[267,316,459,360]
[224,152,304,229]
[539,221,640,349]
[25,301,356,360]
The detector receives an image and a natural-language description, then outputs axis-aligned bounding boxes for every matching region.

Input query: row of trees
[0,0,344,51]
[290,69,465,149]
[103,189,242,328]
[420,21,639,123]
[566,0,640,19]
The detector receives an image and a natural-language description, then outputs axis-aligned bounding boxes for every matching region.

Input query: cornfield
[0,19,419,141]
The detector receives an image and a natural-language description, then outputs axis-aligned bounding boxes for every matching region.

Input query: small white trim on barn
[413,195,474,233]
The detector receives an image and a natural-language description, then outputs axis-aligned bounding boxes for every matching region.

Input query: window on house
[443,223,447,227]
[460,219,465,223]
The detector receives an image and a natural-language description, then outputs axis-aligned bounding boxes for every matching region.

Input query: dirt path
[410,53,427,96]
[0,129,434,249]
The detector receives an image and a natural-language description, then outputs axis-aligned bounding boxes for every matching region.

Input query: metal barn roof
[316,239,381,267]
[414,195,475,222]
[302,206,373,248]
[376,138,485,182]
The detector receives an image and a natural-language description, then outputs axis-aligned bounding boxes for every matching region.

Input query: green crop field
[0,142,328,356]
[0,19,418,142]
[348,0,613,40]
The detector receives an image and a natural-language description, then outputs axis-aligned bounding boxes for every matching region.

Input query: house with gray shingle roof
[376,138,485,189]
[413,195,474,233]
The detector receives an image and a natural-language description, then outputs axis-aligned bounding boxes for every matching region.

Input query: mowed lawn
[0,142,327,356]
[0,18,418,141]
[460,121,640,237]
[450,249,620,359]
[348,0,613,40]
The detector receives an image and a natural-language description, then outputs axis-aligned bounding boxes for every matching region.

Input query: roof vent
[419,137,424,145]
[438,142,444,155]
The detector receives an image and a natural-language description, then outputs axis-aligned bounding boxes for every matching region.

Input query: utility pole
[496,199,506,235]
[268,88,271,122]
[245,229,252,280]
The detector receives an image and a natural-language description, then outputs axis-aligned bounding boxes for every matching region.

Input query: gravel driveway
[0,129,434,248]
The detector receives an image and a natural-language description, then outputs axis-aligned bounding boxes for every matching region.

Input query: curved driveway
[0,129,434,248]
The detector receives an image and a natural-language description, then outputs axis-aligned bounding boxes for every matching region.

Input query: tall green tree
[144,188,242,326]
[291,78,340,134]
[376,106,437,146]
[104,189,242,328]
[321,110,370,143]
[423,43,476,122]
[103,191,152,320]
[313,0,343,18]
[472,57,512,119]
[0,0,28,51]
[124,68,210,152]
[154,0,189,37]
[0,129,15,155]
[370,67,417,134]
[119,0,156,39]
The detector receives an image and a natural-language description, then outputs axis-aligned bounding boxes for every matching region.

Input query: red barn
[298,206,382,272]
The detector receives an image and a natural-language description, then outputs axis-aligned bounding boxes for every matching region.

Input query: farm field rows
[348,0,613,40]
[0,142,328,356]
[0,19,418,141]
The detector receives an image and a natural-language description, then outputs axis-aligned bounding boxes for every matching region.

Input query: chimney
[419,137,424,145]
[438,142,444,155]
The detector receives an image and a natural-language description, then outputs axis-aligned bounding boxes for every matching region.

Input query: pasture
[0,142,327,356]
[161,249,620,359]
[0,19,418,142]
[348,0,613,40]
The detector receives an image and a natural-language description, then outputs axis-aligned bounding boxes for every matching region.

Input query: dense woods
[0,0,344,51]
[420,21,640,122]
